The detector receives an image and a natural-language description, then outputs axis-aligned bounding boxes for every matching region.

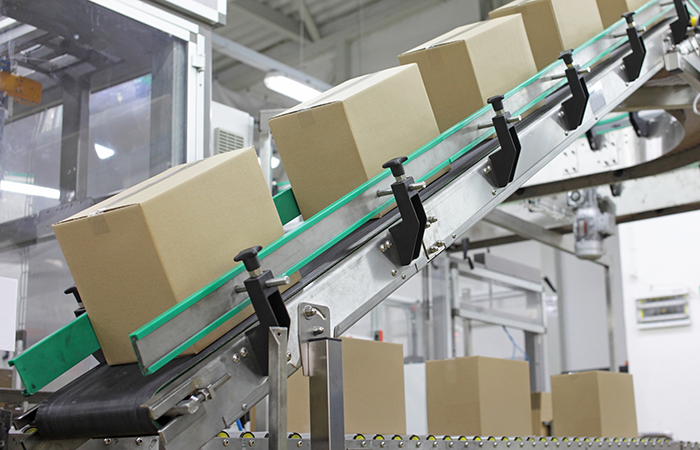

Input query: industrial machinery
[3,0,700,449]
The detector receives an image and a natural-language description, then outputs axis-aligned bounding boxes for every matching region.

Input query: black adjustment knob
[558,49,575,66]
[234,245,263,273]
[487,95,505,112]
[64,285,82,304]
[622,11,636,25]
[382,156,408,178]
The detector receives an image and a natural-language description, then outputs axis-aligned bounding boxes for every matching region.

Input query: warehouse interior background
[0,0,699,446]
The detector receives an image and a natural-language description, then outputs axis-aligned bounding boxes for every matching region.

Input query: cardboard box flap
[57,148,255,223]
[271,65,417,118]
[492,0,540,12]
[401,23,481,55]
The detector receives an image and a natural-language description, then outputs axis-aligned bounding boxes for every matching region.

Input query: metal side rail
[8,434,696,450]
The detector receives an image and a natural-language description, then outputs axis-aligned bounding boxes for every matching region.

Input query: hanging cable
[502,326,529,362]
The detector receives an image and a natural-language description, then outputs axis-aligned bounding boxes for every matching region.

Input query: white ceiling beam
[299,0,321,41]
[217,0,444,90]
[229,0,312,44]
[212,33,332,91]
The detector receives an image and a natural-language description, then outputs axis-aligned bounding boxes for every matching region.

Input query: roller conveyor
[8,1,700,449]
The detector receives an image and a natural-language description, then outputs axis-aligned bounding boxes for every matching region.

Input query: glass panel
[0,0,189,389]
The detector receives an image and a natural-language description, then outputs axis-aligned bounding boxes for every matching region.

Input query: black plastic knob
[487,95,505,112]
[64,285,82,304]
[622,11,636,25]
[234,245,263,273]
[382,156,408,178]
[558,49,575,66]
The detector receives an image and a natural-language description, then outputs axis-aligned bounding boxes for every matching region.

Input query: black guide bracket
[671,0,692,45]
[586,129,603,151]
[558,49,590,131]
[64,285,106,364]
[481,95,522,189]
[376,157,428,266]
[629,111,652,137]
[621,12,647,82]
[234,245,291,376]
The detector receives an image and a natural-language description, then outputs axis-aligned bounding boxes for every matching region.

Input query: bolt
[392,269,398,276]
[303,305,317,319]
[104,439,111,446]
[135,438,143,446]
[565,130,570,136]
[223,440,230,447]
[287,351,292,361]
[312,326,325,335]
[559,111,566,119]
[620,63,626,71]
[494,443,498,448]
[417,442,422,448]
[428,216,438,223]
[233,354,240,363]
[249,440,255,447]
[363,442,367,447]
[380,244,387,252]
[298,441,303,448]
[434,443,439,448]
[400,443,405,448]
[242,403,248,411]
[452,234,457,239]
[240,347,248,358]
[483,165,492,175]
[451,443,455,448]
[492,190,497,196]
[402,274,406,280]
[382,443,387,448]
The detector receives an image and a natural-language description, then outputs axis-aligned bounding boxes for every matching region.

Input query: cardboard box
[426,356,532,436]
[269,65,440,219]
[532,392,553,436]
[399,15,537,133]
[53,148,285,365]
[596,0,648,28]
[490,0,604,71]
[551,371,638,437]
[287,338,406,435]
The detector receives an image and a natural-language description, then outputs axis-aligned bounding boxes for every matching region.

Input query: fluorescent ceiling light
[264,73,322,102]
[94,143,115,159]
[271,156,281,169]
[0,180,59,199]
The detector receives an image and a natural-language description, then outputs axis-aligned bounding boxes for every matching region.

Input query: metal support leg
[525,331,548,392]
[268,327,288,450]
[308,338,344,450]
[604,267,619,373]
[59,75,90,203]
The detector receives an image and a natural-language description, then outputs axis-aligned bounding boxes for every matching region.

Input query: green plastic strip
[9,314,100,395]
[128,0,676,374]
[273,188,301,225]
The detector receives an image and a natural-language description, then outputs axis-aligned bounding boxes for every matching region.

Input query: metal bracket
[558,49,590,131]
[234,246,291,376]
[671,0,692,45]
[622,12,648,82]
[376,157,428,266]
[629,111,652,137]
[482,95,522,189]
[298,303,331,377]
[586,129,603,151]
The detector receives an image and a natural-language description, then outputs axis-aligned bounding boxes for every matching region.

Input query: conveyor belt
[29,17,667,439]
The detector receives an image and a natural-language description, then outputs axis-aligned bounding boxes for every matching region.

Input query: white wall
[618,210,700,441]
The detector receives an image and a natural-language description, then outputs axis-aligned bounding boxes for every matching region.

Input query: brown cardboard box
[551,371,638,437]
[531,392,553,436]
[269,64,440,219]
[287,338,406,434]
[596,0,648,28]
[398,15,537,133]
[426,356,532,436]
[53,148,285,365]
[490,0,604,71]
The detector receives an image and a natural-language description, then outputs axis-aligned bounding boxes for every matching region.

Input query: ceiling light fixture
[264,72,322,102]
[0,180,60,199]
[94,143,115,159]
